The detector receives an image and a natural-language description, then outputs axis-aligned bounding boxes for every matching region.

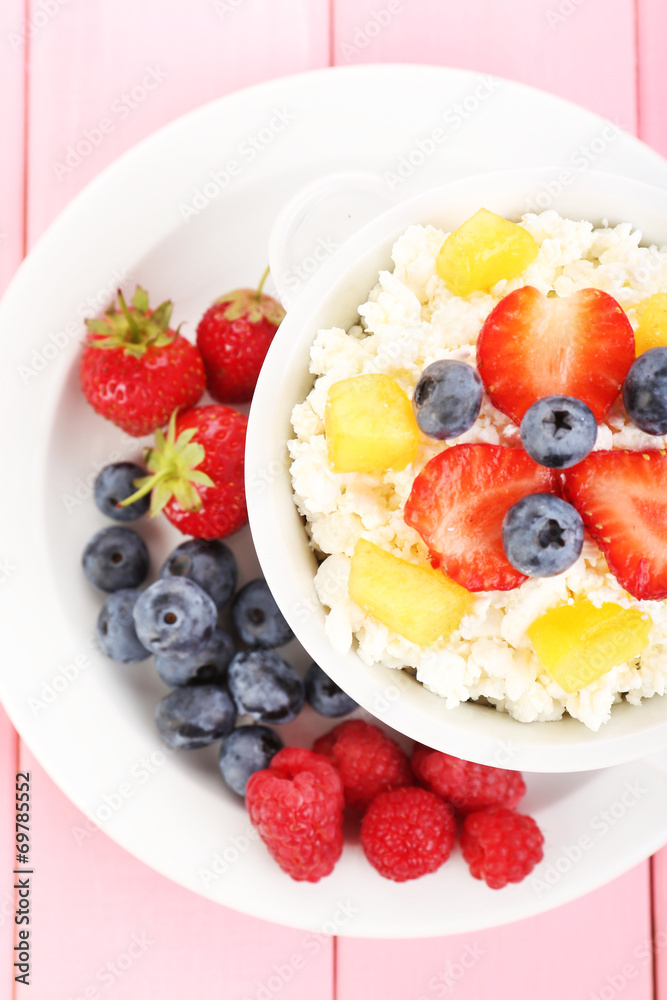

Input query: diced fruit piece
[622,347,667,435]
[563,450,667,599]
[502,493,584,578]
[436,208,539,297]
[519,395,598,469]
[404,443,558,592]
[634,293,667,355]
[325,374,420,472]
[348,538,472,646]
[412,359,483,440]
[477,286,635,424]
[527,598,651,693]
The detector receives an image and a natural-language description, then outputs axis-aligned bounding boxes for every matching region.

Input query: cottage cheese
[288,211,667,731]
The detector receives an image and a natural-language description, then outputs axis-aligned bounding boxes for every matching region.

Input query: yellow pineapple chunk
[634,293,667,355]
[436,208,538,297]
[348,538,472,647]
[527,598,650,693]
[325,374,420,473]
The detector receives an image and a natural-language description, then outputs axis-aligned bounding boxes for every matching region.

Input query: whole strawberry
[123,405,247,539]
[196,268,285,404]
[246,747,344,882]
[80,286,205,437]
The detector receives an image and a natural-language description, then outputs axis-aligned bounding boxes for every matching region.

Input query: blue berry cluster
[84,463,358,797]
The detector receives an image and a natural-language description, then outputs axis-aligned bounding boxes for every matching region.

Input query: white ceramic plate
[2,65,667,937]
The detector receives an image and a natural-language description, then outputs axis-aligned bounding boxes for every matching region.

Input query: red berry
[411,746,526,814]
[361,787,456,882]
[564,449,667,600]
[477,285,634,425]
[246,747,344,883]
[313,720,413,811]
[122,405,247,539]
[197,287,285,404]
[80,286,205,437]
[404,443,558,592]
[461,807,544,889]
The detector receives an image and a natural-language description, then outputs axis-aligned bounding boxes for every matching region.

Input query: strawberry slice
[563,450,667,600]
[404,443,559,592]
[477,286,635,424]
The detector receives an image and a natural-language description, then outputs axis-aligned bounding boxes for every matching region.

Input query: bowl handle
[268,171,401,309]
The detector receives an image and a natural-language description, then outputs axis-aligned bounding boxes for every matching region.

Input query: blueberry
[520,395,597,468]
[623,347,667,434]
[133,577,217,657]
[155,627,236,688]
[96,589,150,663]
[155,685,237,750]
[412,360,483,440]
[305,662,358,717]
[232,579,294,648]
[502,493,584,577]
[218,725,284,796]
[160,539,237,611]
[82,526,149,592]
[94,462,149,521]
[228,650,305,724]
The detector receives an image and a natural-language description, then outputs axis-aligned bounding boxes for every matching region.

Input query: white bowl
[247,166,667,773]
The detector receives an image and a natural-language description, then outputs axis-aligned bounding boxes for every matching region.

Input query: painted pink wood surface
[0,0,25,296]
[17,744,333,1000]
[654,849,667,1000]
[1,0,667,997]
[337,866,654,1000]
[637,0,667,157]
[332,0,637,130]
[26,0,330,241]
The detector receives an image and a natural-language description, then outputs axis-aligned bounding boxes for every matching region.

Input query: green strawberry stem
[120,409,215,517]
[256,265,270,299]
[116,289,143,344]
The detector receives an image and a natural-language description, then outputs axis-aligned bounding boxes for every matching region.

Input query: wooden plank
[26,0,331,241]
[337,864,653,1000]
[332,0,637,130]
[0,0,26,295]
[17,745,334,999]
[653,848,667,1000]
[636,0,667,157]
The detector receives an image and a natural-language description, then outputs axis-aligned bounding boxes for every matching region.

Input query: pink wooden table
[2,1,667,996]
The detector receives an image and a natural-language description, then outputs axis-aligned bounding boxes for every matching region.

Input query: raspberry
[461,807,544,889]
[313,720,413,811]
[411,746,526,814]
[245,747,344,882]
[361,787,456,882]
